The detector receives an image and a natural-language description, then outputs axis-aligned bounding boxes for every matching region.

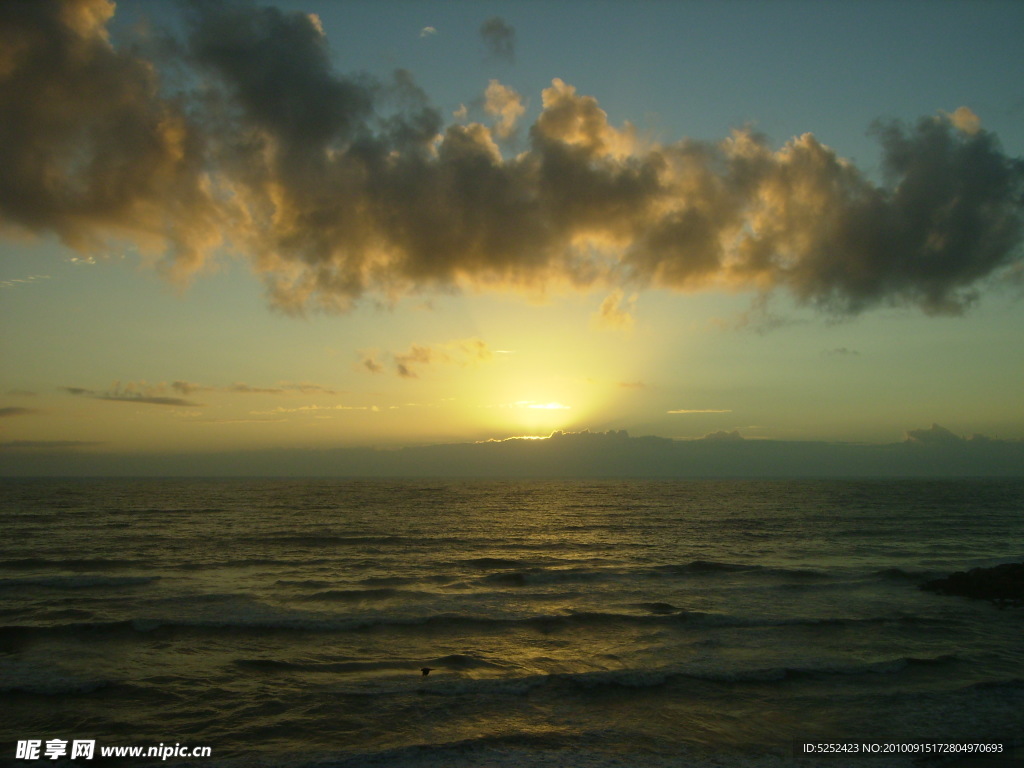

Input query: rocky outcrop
[920,563,1024,607]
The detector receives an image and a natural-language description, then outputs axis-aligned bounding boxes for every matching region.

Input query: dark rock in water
[920,562,1024,607]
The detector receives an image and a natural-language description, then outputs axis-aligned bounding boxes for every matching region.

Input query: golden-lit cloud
[592,289,637,330]
[2,1,1022,318]
[945,106,981,135]
[252,404,377,415]
[362,338,493,378]
[484,80,525,139]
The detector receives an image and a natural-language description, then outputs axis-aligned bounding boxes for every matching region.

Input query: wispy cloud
[480,17,515,62]
[361,338,493,378]
[226,382,339,395]
[592,289,637,330]
[823,347,861,357]
[251,404,378,415]
[62,383,202,407]
[667,409,732,414]
[0,275,50,289]
[419,26,436,38]
[0,407,39,417]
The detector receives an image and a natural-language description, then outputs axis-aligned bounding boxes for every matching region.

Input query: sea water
[1,479,1022,767]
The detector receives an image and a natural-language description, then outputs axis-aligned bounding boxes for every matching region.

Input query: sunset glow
[1,0,1022,475]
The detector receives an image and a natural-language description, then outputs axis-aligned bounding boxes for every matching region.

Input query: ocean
[1,478,1022,767]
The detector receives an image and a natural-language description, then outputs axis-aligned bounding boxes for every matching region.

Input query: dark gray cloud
[0,406,38,417]
[1,0,1022,318]
[63,384,201,407]
[479,17,515,63]
[96,394,199,406]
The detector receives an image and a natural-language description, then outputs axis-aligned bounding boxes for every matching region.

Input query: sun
[509,400,575,435]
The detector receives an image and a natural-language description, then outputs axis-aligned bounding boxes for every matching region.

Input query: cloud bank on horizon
[2,0,1023,318]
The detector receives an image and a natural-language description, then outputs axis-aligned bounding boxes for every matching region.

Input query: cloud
[171,381,208,395]
[480,17,515,62]
[365,337,492,378]
[904,423,964,445]
[2,2,1022,319]
[419,26,436,38]
[697,429,745,442]
[68,379,341,400]
[668,409,732,414]
[0,274,49,289]
[592,289,637,330]
[945,106,981,135]
[63,382,202,407]
[483,80,524,139]
[0,0,224,279]
[0,406,39,417]
[251,404,375,415]
[823,347,860,357]
[360,353,385,375]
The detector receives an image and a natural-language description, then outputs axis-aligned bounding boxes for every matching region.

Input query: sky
[1,0,1023,475]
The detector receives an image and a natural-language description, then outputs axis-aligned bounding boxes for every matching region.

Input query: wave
[872,567,941,581]
[234,652,503,676]
[460,557,532,569]
[0,575,159,590]
[358,574,453,587]
[0,606,942,642]
[322,654,968,705]
[298,588,434,602]
[554,655,963,690]
[234,658,399,674]
[275,579,335,589]
[0,557,145,571]
[173,557,337,570]
[237,534,409,547]
[636,601,679,614]
[0,659,111,696]
[466,560,829,589]
[651,561,827,578]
